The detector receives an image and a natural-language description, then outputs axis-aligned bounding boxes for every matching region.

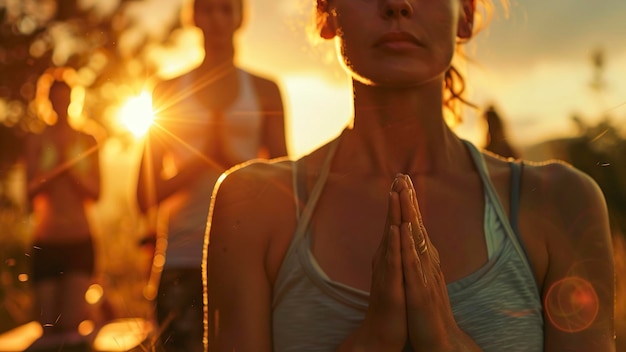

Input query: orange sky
[233,0,626,156]
[118,0,626,157]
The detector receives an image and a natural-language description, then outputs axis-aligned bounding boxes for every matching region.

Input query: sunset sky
[118,0,626,158]
[245,0,626,158]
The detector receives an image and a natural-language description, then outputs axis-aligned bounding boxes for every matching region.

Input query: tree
[0,0,181,139]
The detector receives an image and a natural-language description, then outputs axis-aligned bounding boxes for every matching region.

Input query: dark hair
[35,67,79,125]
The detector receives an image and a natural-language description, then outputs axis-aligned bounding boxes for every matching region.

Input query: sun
[118,91,155,138]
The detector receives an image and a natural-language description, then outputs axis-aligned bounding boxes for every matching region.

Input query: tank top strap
[463,140,535,275]
[508,160,533,272]
[285,137,341,259]
[509,160,522,232]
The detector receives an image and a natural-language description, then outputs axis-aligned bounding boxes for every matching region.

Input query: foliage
[0,0,181,333]
[566,115,626,237]
[0,0,179,141]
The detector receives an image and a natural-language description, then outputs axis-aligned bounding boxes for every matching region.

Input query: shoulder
[245,70,280,90]
[207,158,296,276]
[77,129,99,144]
[521,159,607,223]
[518,158,612,282]
[210,157,295,235]
[519,162,615,348]
[152,74,189,104]
[243,70,283,102]
[216,157,292,201]
[482,146,607,218]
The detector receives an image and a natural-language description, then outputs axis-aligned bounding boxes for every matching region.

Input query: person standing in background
[483,105,520,159]
[25,67,101,351]
[136,0,287,350]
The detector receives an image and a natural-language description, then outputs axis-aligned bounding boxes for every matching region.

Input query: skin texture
[205,0,615,351]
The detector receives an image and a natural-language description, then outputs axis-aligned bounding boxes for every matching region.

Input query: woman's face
[323,0,472,87]
[193,0,242,52]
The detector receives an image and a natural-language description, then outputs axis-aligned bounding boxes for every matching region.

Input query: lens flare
[544,276,599,333]
[85,283,104,305]
[118,91,155,138]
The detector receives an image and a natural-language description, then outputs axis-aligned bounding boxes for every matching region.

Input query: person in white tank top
[136,0,288,350]
[204,0,615,351]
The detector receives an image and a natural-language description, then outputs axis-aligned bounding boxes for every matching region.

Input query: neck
[202,44,235,68]
[338,79,470,177]
[190,59,237,91]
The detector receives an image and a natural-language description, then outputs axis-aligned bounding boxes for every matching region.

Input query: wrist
[350,322,406,352]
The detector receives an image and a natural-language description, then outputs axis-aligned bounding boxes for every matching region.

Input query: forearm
[27,167,67,198]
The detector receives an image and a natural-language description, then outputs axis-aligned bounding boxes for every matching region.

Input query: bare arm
[535,164,615,351]
[205,163,280,352]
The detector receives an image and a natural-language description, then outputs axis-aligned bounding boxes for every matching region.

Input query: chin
[346,60,444,88]
[352,70,436,89]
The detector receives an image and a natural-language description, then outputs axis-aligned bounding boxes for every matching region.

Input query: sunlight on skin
[91,318,154,351]
[544,276,599,333]
[0,321,42,351]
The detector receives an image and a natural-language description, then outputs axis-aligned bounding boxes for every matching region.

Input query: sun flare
[118,91,155,138]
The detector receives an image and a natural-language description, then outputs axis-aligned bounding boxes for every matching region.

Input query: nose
[381,0,413,19]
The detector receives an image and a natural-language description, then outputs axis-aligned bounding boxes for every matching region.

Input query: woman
[205,0,615,351]
[136,0,287,349]
[25,67,101,348]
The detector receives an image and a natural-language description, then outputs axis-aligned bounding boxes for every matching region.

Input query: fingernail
[404,174,414,187]
[391,177,399,190]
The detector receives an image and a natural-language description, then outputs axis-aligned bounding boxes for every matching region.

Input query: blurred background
[0,0,624,350]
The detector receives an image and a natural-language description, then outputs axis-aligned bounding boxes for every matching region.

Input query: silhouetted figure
[135,0,287,350]
[483,105,520,159]
[24,67,101,351]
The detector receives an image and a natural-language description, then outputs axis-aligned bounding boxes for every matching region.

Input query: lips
[373,31,423,49]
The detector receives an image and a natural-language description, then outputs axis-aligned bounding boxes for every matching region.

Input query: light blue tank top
[272,139,544,351]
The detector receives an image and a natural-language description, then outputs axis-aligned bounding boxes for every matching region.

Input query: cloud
[472,0,626,69]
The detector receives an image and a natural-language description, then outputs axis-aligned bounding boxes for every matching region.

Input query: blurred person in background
[483,105,520,159]
[24,67,101,350]
[204,0,615,350]
[136,0,287,350]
